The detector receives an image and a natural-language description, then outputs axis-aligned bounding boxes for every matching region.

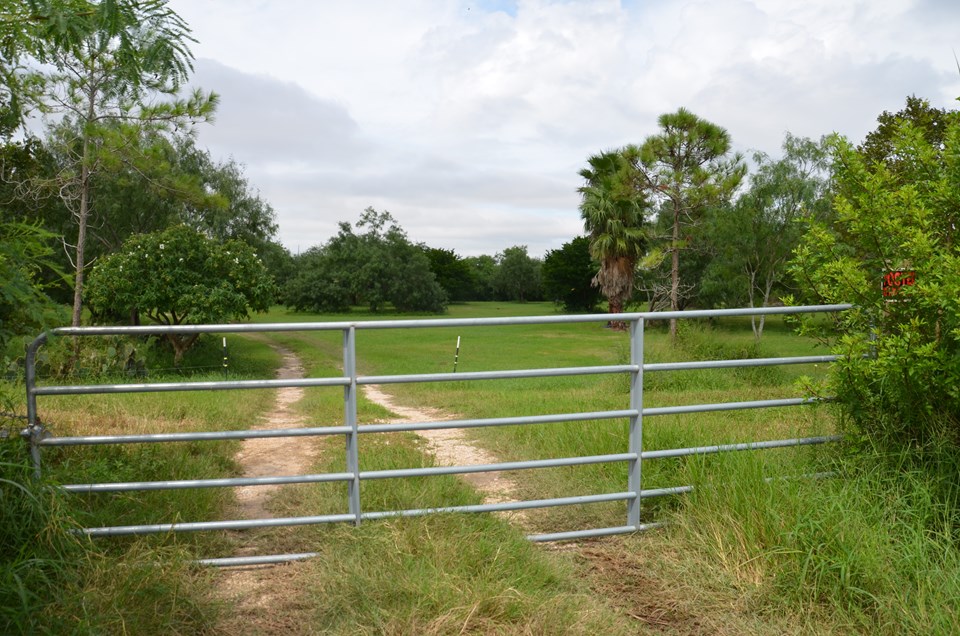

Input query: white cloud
[167,0,960,257]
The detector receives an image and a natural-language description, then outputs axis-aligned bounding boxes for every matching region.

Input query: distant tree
[86,225,275,363]
[424,247,475,301]
[703,134,832,339]
[542,236,602,312]
[173,138,278,247]
[494,245,542,302]
[630,108,745,340]
[283,246,351,313]
[463,254,498,301]
[578,149,648,325]
[284,208,446,314]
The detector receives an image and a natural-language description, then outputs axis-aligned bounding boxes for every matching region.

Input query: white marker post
[222,337,228,379]
[453,336,461,373]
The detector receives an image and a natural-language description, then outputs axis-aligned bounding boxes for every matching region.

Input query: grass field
[3,302,958,634]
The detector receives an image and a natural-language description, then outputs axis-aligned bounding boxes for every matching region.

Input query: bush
[788,120,960,450]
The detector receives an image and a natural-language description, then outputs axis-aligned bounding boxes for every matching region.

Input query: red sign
[882,270,916,298]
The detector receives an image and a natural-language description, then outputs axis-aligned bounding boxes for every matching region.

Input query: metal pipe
[34,375,349,396]
[62,472,354,493]
[641,435,841,459]
[197,552,320,567]
[643,397,824,417]
[361,492,635,519]
[359,409,638,435]
[79,513,357,536]
[344,327,361,526]
[23,333,48,479]
[644,354,841,372]
[46,303,852,337]
[527,523,665,542]
[358,453,636,481]
[358,364,636,386]
[627,318,643,527]
[39,425,353,446]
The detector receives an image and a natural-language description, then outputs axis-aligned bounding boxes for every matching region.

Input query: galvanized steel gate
[23,304,850,566]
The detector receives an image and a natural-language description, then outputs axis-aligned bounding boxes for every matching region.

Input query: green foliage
[0,433,84,635]
[858,95,959,172]
[788,117,960,449]
[33,0,218,326]
[0,221,67,353]
[423,246,475,301]
[284,208,447,314]
[578,149,648,316]
[542,235,601,312]
[86,225,275,362]
[463,254,498,300]
[702,134,832,339]
[493,244,543,302]
[630,108,745,337]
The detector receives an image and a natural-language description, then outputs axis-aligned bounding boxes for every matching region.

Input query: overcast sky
[166,0,960,258]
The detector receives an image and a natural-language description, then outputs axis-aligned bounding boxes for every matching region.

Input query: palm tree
[578,150,648,328]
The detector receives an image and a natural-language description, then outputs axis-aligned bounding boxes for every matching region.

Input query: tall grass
[6,303,956,633]
[0,333,283,633]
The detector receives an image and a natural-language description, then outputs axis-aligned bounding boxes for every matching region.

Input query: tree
[578,150,648,326]
[542,236,602,312]
[423,247,475,302]
[494,245,542,302]
[630,108,746,340]
[0,221,67,352]
[787,117,960,450]
[86,225,275,364]
[36,0,217,327]
[463,255,498,301]
[857,95,958,172]
[284,209,447,314]
[0,0,89,136]
[703,134,832,340]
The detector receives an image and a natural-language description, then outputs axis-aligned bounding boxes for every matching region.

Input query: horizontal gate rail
[643,397,824,416]
[39,425,354,446]
[359,409,638,434]
[62,472,355,493]
[33,376,349,396]
[640,435,842,459]
[23,303,853,564]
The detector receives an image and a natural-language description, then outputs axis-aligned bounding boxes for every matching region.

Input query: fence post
[23,333,48,480]
[627,317,644,528]
[343,326,361,525]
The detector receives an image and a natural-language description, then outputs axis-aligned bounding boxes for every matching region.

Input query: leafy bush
[788,119,960,450]
[86,225,276,363]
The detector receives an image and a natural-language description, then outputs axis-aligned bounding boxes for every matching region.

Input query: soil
[214,344,526,632]
[214,345,319,633]
[361,384,521,506]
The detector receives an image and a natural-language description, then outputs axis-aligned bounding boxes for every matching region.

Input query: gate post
[23,333,48,480]
[626,318,644,528]
[343,326,361,525]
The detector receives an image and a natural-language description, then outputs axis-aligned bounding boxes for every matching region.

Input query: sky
[166,0,960,258]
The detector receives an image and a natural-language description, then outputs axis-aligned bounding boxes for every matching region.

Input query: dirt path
[215,344,319,633]
[362,384,522,509]
[214,349,528,632]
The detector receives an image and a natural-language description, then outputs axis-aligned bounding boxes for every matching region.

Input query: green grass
[4,301,957,633]
[251,303,834,533]
[0,333,284,633]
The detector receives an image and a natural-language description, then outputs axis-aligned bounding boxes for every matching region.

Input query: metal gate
[23,304,850,566]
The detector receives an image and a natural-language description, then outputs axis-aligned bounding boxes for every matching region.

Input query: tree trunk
[669,203,680,342]
[71,70,98,328]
